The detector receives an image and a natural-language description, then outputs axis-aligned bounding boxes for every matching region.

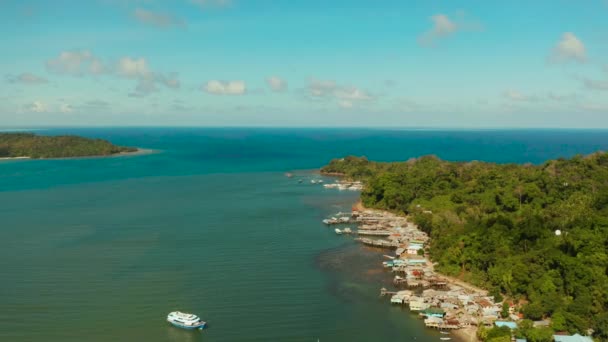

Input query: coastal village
[317,179,595,342]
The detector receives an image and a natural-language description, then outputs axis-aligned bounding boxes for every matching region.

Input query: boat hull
[169,321,206,330]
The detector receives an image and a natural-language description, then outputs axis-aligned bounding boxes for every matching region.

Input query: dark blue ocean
[1,128,608,341]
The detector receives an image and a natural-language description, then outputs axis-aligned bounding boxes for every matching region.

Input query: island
[321,154,608,341]
[0,132,137,159]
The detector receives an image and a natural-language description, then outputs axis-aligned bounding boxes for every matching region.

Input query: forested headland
[0,132,136,159]
[322,154,608,339]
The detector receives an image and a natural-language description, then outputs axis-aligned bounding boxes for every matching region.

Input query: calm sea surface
[2,128,608,341]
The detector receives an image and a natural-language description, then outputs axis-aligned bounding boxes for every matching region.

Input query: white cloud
[59,103,73,113]
[117,57,150,78]
[46,51,179,97]
[117,57,180,95]
[549,32,586,63]
[7,72,48,84]
[46,50,106,76]
[133,8,185,28]
[161,74,180,89]
[307,78,374,108]
[25,101,48,113]
[334,87,373,101]
[265,76,287,92]
[308,78,338,97]
[203,80,246,95]
[503,90,539,102]
[419,14,458,46]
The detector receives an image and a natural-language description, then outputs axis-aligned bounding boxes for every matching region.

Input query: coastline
[324,195,483,342]
[0,156,31,161]
[0,148,157,161]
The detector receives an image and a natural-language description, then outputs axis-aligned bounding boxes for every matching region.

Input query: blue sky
[1,0,607,127]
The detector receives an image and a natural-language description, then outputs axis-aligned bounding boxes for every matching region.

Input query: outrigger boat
[167,311,207,330]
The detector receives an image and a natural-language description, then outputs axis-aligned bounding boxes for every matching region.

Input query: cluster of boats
[322,181,363,191]
[322,216,351,225]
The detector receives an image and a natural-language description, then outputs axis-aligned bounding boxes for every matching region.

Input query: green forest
[322,155,608,339]
[0,133,136,159]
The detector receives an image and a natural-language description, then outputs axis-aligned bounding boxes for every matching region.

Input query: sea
[2,128,608,342]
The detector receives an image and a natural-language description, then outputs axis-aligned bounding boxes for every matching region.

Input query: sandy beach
[0,156,30,161]
[0,148,157,161]
[452,326,479,342]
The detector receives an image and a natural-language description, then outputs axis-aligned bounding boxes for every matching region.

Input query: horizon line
[3,125,608,131]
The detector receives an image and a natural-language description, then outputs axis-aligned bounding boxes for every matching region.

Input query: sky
[0,0,607,128]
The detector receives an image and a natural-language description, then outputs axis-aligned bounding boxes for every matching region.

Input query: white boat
[439,338,451,341]
[335,228,343,235]
[343,228,352,234]
[167,311,207,330]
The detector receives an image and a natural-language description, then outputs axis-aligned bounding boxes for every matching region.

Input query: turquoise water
[2,128,608,341]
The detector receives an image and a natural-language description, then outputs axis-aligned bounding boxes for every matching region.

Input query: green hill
[0,132,137,159]
[322,154,608,339]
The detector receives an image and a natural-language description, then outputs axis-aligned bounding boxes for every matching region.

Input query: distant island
[0,132,137,159]
[322,154,608,341]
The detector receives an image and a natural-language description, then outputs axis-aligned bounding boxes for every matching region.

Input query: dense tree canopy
[322,154,608,337]
[0,133,136,159]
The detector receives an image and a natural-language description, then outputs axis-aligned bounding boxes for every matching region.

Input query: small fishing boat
[440,331,449,335]
[439,337,451,341]
[167,311,207,330]
[335,228,343,235]
[343,228,352,234]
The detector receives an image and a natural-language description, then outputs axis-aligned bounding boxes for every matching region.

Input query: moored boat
[167,311,207,330]
[335,228,343,235]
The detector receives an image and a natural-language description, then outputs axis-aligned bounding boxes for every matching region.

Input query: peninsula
[0,132,137,159]
[321,154,608,341]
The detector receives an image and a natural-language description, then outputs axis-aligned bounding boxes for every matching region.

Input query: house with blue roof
[494,321,518,330]
[553,334,594,342]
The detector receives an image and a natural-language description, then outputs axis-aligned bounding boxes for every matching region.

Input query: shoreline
[323,195,485,342]
[357,204,482,342]
[0,148,157,161]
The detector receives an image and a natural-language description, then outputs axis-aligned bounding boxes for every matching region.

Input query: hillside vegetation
[322,155,608,338]
[0,132,136,159]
